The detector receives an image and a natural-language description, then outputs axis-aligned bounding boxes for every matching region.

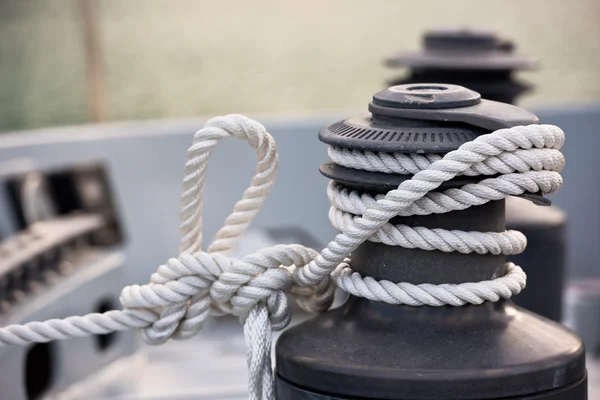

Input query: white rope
[0,115,566,400]
[333,261,526,306]
[328,207,527,254]
[328,146,564,176]
[295,124,564,287]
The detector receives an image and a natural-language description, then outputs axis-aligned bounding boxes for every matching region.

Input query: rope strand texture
[295,124,564,286]
[0,115,565,400]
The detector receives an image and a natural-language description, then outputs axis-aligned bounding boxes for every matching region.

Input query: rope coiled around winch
[0,114,565,400]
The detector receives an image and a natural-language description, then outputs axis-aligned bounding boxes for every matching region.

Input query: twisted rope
[328,146,564,176]
[295,124,564,287]
[329,207,527,254]
[0,116,566,400]
[333,261,526,306]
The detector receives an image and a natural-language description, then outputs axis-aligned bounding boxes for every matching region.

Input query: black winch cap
[319,83,539,154]
[385,28,539,71]
[318,84,547,205]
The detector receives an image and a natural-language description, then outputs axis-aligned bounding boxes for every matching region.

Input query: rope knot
[119,244,332,345]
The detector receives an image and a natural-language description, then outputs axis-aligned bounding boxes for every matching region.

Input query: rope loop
[125,114,329,345]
